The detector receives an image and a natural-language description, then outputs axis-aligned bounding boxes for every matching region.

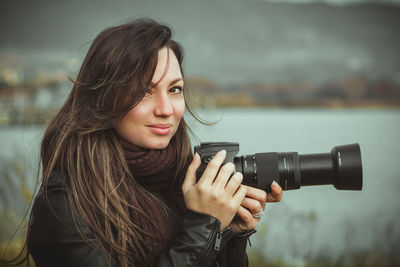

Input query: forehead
[152,47,182,84]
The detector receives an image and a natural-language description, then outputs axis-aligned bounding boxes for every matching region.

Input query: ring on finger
[252,209,264,219]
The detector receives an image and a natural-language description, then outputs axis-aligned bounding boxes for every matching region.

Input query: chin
[145,138,171,150]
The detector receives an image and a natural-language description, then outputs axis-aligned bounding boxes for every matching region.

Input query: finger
[182,153,201,192]
[241,197,263,215]
[225,172,243,196]
[232,184,247,206]
[267,181,283,202]
[197,150,227,186]
[213,162,235,191]
[236,206,258,228]
[242,185,267,210]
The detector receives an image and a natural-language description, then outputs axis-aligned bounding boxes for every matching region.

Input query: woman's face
[115,47,185,149]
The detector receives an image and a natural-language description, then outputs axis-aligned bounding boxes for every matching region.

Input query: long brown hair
[34,18,193,266]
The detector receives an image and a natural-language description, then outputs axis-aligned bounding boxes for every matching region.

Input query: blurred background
[1,0,399,266]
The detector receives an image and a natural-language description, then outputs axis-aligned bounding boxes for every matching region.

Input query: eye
[169,86,183,94]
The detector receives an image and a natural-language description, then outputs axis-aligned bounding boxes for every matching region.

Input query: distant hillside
[174,1,400,86]
[185,75,400,108]
[1,0,399,87]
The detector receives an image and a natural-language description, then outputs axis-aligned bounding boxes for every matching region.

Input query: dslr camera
[194,142,362,192]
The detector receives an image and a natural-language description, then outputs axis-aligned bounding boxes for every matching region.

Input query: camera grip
[194,142,240,181]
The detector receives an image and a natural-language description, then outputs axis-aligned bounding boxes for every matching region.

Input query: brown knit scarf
[120,137,178,193]
[119,137,185,264]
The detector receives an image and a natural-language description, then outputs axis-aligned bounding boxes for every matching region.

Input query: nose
[154,94,173,117]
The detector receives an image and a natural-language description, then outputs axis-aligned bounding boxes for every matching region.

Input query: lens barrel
[237,143,363,192]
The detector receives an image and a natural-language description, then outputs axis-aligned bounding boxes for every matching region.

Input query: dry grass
[1,156,399,267]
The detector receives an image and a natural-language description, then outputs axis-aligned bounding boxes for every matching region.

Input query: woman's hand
[182,150,247,230]
[229,181,283,233]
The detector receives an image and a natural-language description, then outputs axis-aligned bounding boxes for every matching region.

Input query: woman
[26,18,283,266]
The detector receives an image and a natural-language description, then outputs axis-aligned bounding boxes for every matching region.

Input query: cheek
[125,102,151,121]
[174,99,185,120]
[116,105,147,133]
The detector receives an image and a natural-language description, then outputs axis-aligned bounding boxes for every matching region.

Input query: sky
[1,0,399,85]
[262,0,400,4]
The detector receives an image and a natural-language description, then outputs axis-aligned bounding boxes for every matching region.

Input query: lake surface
[190,108,400,261]
[1,108,399,261]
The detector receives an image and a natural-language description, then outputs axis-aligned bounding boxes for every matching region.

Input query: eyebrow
[150,78,183,88]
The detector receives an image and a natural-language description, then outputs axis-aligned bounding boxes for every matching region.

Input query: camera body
[194,142,362,193]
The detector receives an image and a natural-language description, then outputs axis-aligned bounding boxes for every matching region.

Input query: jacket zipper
[214,227,232,252]
[196,220,220,266]
[214,231,222,251]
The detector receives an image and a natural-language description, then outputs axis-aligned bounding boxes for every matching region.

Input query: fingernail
[193,153,199,161]
[220,150,227,155]
[272,180,278,188]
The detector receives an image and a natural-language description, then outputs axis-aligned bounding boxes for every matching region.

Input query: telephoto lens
[194,142,363,193]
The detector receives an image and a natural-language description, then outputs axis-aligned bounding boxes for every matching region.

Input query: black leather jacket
[28,171,256,267]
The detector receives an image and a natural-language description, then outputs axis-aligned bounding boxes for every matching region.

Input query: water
[1,108,400,260]
[189,108,400,260]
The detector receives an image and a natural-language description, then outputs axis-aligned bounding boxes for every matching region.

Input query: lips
[146,124,172,135]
